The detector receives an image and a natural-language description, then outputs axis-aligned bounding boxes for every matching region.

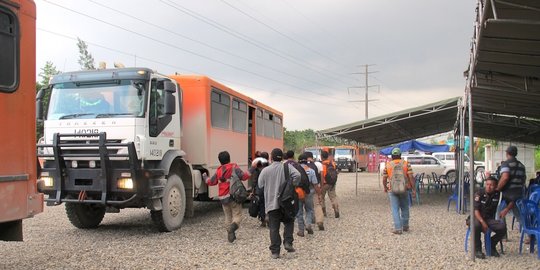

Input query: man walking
[305,151,325,230]
[382,148,415,234]
[296,153,318,237]
[321,151,340,218]
[258,148,300,259]
[206,151,250,243]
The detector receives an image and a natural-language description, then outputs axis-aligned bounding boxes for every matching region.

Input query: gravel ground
[1,172,539,269]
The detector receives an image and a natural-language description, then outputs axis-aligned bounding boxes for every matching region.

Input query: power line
[220,0,352,72]
[278,0,357,69]
[40,0,352,103]
[37,28,356,108]
[86,0,339,91]
[160,0,353,86]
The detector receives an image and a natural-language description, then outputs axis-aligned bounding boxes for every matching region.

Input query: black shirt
[473,189,501,220]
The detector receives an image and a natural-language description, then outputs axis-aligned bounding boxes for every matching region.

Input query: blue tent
[380,140,449,155]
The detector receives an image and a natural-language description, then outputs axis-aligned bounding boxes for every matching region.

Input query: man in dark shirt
[473,176,511,258]
[496,146,526,222]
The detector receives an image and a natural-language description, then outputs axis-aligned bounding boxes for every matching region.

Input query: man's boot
[228,223,238,243]
[317,222,325,231]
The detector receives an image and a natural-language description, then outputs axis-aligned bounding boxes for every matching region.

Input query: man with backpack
[295,153,319,237]
[321,150,340,219]
[258,148,300,259]
[205,151,250,243]
[382,148,415,234]
[305,151,325,230]
[249,151,269,227]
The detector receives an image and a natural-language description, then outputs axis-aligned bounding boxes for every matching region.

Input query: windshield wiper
[59,113,95,119]
[96,113,136,118]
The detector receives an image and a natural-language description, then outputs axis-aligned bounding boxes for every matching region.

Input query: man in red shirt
[206,151,250,242]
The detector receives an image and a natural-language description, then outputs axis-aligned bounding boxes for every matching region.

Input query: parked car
[432,152,485,183]
[380,155,455,183]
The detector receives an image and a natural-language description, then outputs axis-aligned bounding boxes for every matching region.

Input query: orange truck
[334,145,369,172]
[0,0,43,241]
[36,70,283,232]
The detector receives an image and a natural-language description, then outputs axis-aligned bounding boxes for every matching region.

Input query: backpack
[287,160,310,194]
[388,160,407,194]
[229,171,248,203]
[248,195,260,217]
[306,161,321,184]
[324,162,338,185]
[279,163,299,222]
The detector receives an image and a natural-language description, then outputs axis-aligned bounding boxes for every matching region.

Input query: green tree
[283,128,339,156]
[36,61,60,140]
[77,37,95,70]
[536,145,540,171]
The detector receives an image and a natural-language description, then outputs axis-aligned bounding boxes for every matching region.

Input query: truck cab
[37,68,196,232]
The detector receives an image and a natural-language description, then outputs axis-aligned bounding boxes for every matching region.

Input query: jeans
[268,209,294,254]
[388,192,409,230]
[296,192,314,231]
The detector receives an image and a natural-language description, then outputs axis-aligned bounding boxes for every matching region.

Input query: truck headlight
[117,178,134,189]
[41,176,54,187]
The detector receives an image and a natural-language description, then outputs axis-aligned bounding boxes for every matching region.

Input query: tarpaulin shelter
[379,140,449,155]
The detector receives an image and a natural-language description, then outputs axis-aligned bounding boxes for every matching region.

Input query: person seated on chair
[472,176,510,259]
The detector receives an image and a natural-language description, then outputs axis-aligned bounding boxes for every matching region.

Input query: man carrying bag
[258,148,300,259]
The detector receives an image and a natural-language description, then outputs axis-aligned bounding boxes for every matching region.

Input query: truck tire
[151,173,186,232]
[65,202,106,229]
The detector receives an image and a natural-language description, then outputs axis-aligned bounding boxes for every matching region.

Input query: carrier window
[211,89,230,129]
[232,99,247,132]
[407,157,422,165]
[0,7,19,92]
[264,111,274,138]
[274,116,282,139]
[256,109,263,136]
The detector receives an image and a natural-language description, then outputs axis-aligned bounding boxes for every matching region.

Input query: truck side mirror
[36,88,45,120]
[163,81,176,115]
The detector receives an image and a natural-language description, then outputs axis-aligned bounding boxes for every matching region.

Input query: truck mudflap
[37,132,159,206]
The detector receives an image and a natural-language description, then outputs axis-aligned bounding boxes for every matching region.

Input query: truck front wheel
[65,202,106,229]
[151,173,186,232]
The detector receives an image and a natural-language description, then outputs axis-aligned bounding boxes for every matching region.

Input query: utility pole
[348,64,379,119]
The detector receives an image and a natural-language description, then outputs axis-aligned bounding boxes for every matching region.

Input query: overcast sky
[36,0,476,130]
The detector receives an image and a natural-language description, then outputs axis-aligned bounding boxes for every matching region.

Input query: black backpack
[279,163,299,222]
[324,162,338,185]
[286,160,310,194]
[228,169,248,203]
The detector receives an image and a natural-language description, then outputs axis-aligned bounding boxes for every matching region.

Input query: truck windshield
[47,80,147,120]
[335,149,353,157]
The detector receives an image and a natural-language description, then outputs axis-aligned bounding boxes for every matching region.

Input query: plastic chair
[426,174,441,194]
[530,191,540,204]
[529,184,540,197]
[465,227,504,256]
[448,180,469,212]
[432,172,449,193]
[515,199,540,259]
[408,174,421,206]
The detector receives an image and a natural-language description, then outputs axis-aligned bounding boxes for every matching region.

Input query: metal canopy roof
[465,0,540,145]
[318,97,461,147]
[319,0,540,148]
[469,0,540,119]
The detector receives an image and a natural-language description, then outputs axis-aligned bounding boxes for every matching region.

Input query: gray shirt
[258,161,300,213]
